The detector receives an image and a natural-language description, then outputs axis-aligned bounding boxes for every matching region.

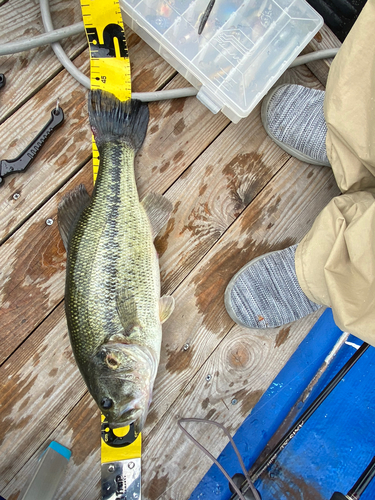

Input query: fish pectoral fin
[159,295,175,324]
[141,192,173,239]
[57,184,91,250]
[116,290,140,332]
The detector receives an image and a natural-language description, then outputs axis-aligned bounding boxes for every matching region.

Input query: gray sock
[224,245,321,329]
[262,84,330,167]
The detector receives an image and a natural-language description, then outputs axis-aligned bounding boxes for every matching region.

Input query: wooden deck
[0,2,341,499]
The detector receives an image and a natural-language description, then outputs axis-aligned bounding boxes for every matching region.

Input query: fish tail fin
[88,90,149,153]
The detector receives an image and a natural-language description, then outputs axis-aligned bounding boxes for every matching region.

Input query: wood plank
[155,64,325,295]
[0,21,343,500]
[146,156,340,431]
[0,162,92,365]
[0,303,87,490]
[141,312,324,500]
[0,37,175,244]
[1,311,323,500]
[2,155,338,499]
[0,0,87,121]
[0,393,100,500]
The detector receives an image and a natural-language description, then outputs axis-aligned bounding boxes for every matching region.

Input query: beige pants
[295,0,375,345]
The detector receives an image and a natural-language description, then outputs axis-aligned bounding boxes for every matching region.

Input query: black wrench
[0,105,64,186]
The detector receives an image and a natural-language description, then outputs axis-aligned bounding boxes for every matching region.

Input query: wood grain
[144,158,340,438]
[0,15,344,500]
[0,0,87,122]
[0,302,87,490]
[141,311,324,500]
[0,36,175,244]
[155,64,325,296]
[0,77,231,362]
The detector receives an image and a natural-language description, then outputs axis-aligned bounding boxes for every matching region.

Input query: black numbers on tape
[87,24,128,58]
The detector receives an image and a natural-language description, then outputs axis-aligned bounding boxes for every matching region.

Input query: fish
[58,89,175,433]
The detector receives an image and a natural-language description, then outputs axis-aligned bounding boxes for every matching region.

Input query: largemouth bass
[58,90,174,433]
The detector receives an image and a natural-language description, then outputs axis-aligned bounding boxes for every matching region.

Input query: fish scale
[65,142,161,370]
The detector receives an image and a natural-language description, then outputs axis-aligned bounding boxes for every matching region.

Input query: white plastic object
[120,0,323,123]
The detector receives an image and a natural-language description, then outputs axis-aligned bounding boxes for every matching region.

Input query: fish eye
[105,353,120,369]
[101,397,113,409]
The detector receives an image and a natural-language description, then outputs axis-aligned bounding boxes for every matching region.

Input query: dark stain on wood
[205,408,216,420]
[233,388,263,419]
[154,217,175,258]
[201,397,209,410]
[150,124,159,134]
[0,416,13,447]
[43,385,55,400]
[49,367,58,377]
[223,152,266,216]
[18,395,31,412]
[160,160,170,173]
[173,150,184,163]
[199,184,208,196]
[165,344,194,374]
[164,97,185,119]
[173,117,185,135]
[314,31,323,43]
[180,202,221,242]
[275,326,291,348]
[145,407,159,428]
[143,470,170,500]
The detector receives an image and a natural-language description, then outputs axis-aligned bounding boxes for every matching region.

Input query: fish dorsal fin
[116,289,141,334]
[141,192,173,239]
[57,184,90,250]
[159,295,175,324]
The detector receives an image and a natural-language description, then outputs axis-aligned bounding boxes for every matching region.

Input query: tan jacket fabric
[295,0,375,345]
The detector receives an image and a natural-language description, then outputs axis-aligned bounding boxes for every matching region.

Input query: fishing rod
[330,456,375,500]
[230,342,370,500]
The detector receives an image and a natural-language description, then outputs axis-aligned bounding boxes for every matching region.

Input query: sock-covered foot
[261,84,330,166]
[224,245,321,329]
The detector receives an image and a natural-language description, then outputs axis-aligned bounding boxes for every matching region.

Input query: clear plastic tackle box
[120,0,323,122]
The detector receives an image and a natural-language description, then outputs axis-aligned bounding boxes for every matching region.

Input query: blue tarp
[190,309,375,500]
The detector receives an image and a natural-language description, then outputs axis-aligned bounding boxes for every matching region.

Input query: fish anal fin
[57,184,90,250]
[141,192,173,239]
[159,295,175,324]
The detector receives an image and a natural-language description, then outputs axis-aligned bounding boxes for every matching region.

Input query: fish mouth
[109,408,143,429]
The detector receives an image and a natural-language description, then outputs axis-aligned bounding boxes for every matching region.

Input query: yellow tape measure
[81,0,131,182]
[79,3,141,496]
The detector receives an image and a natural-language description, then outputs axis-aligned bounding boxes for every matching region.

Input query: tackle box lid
[120,0,323,123]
